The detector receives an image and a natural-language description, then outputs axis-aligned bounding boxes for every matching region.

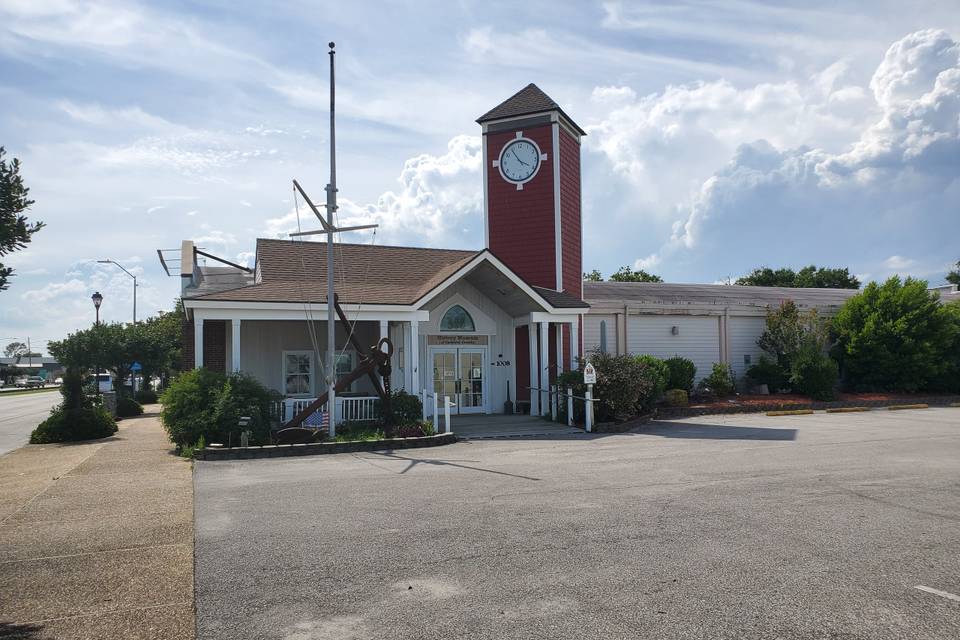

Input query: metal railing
[528,385,598,432]
[420,389,455,434]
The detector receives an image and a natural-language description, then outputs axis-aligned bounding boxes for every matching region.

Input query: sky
[0,0,958,355]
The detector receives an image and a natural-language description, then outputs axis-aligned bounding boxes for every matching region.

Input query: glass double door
[431,348,485,414]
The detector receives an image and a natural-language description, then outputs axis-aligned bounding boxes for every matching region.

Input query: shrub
[789,349,838,400]
[333,422,384,442]
[117,396,144,417]
[701,363,736,397]
[374,390,423,425]
[30,406,117,444]
[664,388,688,407]
[832,277,958,392]
[746,355,788,392]
[663,356,696,392]
[179,435,206,460]
[160,369,275,450]
[555,369,585,424]
[135,389,159,404]
[634,354,668,413]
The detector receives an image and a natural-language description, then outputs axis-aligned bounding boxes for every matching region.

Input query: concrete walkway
[0,409,194,639]
[450,413,585,438]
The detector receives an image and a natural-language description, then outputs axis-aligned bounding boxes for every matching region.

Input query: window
[325,351,356,392]
[440,304,475,332]
[283,351,313,397]
[599,320,608,354]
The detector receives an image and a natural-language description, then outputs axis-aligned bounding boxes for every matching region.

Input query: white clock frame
[492,131,549,191]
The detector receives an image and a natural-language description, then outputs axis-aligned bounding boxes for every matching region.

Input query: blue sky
[1,0,958,354]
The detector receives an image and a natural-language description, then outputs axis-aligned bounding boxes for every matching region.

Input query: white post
[585,384,594,433]
[231,318,241,373]
[421,388,427,422]
[193,316,204,369]
[528,324,539,416]
[443,395,451,434]
[539,321,549,416]
[433,392,439,425]
[410,320,420,396]
[379,319,389,388]
[567,386,574,427]
[570,318,580,370]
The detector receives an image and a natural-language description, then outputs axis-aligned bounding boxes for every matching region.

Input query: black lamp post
[92,292,103,401]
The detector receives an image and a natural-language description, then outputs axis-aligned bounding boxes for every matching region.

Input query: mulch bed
[655,393,960,419]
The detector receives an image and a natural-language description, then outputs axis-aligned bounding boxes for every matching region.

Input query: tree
[947,261,960,286]
[4,341,27,357]
[609,266,663,283]
[0,147,43,292]
[831,277,959,392]
[583,269,603,282]
[736,265,859,289]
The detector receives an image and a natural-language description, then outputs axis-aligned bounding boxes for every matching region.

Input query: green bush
[700,363,736,397]
[30,406,117,444]
[117,396,144,417]
[663,356,696,392]
[746,355,788,392]
[832,277,959,392]
[664,388,688,407]
[789,349,838,400]
[160,368,276,449]
[634,354,668,413]
[374,389,423,425]
[135,389,159,404]
[555,369,585,424]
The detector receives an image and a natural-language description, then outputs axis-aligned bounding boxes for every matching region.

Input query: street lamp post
[97,260,137,324]
[91,292,103,402]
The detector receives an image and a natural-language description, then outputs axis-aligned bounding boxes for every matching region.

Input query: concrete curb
[766,409,815,416]
[195,432,458,461]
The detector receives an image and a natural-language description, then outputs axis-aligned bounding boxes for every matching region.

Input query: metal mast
[325,41,338,435]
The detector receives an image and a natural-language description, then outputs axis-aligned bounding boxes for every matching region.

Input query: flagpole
[325,42,337,438]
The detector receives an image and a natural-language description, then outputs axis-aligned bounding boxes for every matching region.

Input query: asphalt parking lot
[194,408,960,640]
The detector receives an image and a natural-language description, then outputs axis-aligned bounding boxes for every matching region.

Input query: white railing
[529,385,598,432]
[281,395,379,425]
[420,389,454,434]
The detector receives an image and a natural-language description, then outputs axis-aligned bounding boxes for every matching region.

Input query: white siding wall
[583,314,616,355]
[626,315,721,382]
[728,316,767,382]
[239,320,379,396]
[420,279,516,413]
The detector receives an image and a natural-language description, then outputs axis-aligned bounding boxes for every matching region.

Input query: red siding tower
[477,84,586,401]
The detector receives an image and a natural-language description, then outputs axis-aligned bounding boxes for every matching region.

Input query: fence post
[443,395,451,434]
[433,393,439,427]
[567,386,574,427]
[550,384,556,422]
[421,389,427,422]
[585,384,593,433]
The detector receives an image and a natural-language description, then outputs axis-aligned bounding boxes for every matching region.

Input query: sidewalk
[0,410,194,639]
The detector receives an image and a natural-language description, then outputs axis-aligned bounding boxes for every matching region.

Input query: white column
[409,320,420,395]
[539,321,549,416]
[570,317,580,370]
[231,318,241,373]
[379,320,389,342]
[528,323,539,415]
[193,315,204,369]
[555,324,564,374]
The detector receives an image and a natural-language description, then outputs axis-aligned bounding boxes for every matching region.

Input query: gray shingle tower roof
[477,83,586,135]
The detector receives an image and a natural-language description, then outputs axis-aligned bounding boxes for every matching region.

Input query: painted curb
[766,409,815,416]
[196,432,458,461]
[886,404,929,411]
[825,407,871,413]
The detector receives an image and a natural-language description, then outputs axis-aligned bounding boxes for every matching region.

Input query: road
[195,408,960,640]
[0,390,61,455]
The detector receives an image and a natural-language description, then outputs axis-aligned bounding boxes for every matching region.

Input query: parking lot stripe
[915,585,960,602]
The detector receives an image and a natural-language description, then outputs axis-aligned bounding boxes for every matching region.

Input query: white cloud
[884,255,916,269]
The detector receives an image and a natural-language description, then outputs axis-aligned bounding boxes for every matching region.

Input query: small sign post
[583,362,596,432]
[130,361,142,395]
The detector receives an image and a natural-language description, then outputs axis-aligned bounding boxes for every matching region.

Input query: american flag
[303,410,329,429]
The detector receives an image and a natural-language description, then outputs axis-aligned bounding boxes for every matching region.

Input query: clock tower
[477,83,585,300]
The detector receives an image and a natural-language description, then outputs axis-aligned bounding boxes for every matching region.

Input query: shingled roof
[476,83,586,135]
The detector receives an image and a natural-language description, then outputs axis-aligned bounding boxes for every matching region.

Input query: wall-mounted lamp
[671,325,679,335]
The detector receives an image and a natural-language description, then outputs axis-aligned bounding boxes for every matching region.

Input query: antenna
[289,42,378,438]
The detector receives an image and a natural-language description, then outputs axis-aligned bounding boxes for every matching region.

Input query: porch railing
[278,395,379,425]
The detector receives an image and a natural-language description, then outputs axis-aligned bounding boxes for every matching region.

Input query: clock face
[499,138,541,184]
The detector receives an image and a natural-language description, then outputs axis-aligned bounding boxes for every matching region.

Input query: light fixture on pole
[97,260,137,324]
[91,291,103,401]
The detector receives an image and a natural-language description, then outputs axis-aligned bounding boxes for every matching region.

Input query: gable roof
[476,83,586,135]
[189,239,479,305]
